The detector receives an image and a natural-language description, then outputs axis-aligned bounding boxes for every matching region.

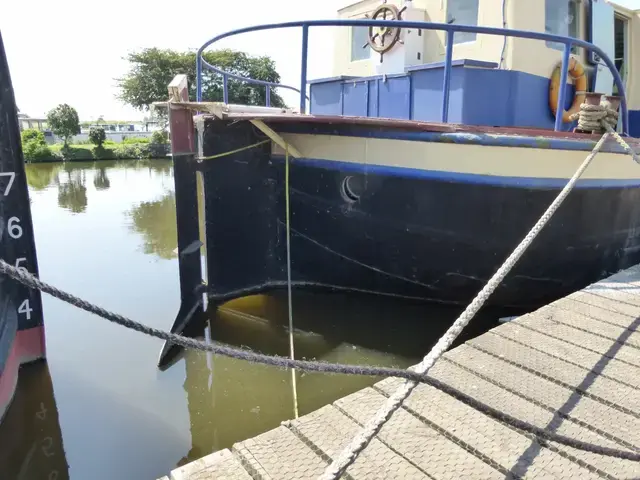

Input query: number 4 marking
[18,299,32,320]
[36,402,47,420]
[0,172,15,196]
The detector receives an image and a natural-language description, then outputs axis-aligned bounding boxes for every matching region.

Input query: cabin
[309,0,640,136]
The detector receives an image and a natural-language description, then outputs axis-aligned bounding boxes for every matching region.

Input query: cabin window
[545,0,579,51]
[613,14,629,95]
[445,0,480,45]
[351,26,371,62]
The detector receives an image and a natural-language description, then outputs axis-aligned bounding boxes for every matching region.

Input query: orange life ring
[549,57,588,123]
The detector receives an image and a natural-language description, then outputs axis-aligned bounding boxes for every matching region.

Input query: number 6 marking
[8,217,22,239]
[41,436,54,457]
[0,172,15,196]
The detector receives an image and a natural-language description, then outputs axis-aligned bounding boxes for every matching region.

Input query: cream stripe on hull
[272,133,640,181]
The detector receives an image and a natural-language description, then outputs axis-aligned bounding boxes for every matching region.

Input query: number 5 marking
[15,257,27,273]
[0,172,15,196]
[41,436,54,457]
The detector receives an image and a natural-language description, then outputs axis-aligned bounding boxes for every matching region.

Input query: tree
[21,128,45,144]
[116,48,287,113]
[89,126,106,147]
[47,104,80,147]
[21,128,53,163]
[151,130,168,144]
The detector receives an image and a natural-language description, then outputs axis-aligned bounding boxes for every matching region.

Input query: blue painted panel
[410,67,465,123]
[308,60,624,133]
[630,110,640,138]
[309,81,343,116]
[377,76,411,120]
[367,80,379,117]
[461,69,513,127]
[342,81,369,117]
[410,68,445,122]
[510,72,576,131]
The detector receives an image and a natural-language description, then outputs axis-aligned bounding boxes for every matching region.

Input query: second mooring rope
[1,256,639,462]
[1,105,639,471]
[284,143,300,419]
[320,108,640,479]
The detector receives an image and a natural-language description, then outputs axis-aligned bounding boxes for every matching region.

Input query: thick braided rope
[320,131,618,479]
[568,101,639,162]
[1,259,640,460]
[605,122,640,164]
[569,103,607,132]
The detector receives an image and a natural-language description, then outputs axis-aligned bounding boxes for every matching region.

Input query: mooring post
[0,31,46,364]
[158,74,205,370]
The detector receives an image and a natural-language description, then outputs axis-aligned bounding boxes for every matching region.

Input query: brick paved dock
[159,265,640,479]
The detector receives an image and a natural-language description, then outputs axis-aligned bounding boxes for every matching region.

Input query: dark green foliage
[47,104,80,147]
[113,144,153,160]
[151,130,168,144]
[89,127,106,147]
[21,128,45,144]
[21,128,53,163]
[121,136,150,145]
[116,48,286,111]
[23,141,54,162]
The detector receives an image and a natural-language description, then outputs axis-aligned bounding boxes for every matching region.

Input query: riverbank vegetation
[21,102,169,163]
[21,128,169,163]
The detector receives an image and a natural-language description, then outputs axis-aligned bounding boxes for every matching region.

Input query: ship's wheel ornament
[363,0,407,62]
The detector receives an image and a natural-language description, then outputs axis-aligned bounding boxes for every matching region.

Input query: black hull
[197,120,640,311]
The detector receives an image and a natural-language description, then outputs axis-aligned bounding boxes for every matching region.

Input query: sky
[1,0,349,121]
[2,0,639,122]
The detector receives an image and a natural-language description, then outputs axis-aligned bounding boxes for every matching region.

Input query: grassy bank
[24,142,170,163]
[20,130,170,163]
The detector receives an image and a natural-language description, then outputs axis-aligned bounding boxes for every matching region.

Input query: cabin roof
[609,0,640,13]
[337,0,640,14]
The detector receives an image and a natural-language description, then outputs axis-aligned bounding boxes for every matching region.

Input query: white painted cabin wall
[332,0,639,111]
[333,0,507,77]
[619,7,640,109]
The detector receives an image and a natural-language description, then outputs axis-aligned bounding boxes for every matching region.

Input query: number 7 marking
[0,172,16,196]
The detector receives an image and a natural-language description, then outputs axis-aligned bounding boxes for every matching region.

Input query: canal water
[0,160,513,480]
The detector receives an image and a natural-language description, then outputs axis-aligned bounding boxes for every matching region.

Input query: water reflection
[128,192,178,260]
[25,163,62,191]
[57,170,88,214]
[0,361,69,480]
[93,168,110,191]
[176,290,503,466]
[13,160,506,479]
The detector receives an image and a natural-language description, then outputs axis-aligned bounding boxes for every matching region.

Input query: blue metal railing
[196,19,630,135]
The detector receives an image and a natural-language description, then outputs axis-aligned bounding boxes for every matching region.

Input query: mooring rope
[2,104,640,470]
[320,108,640,479]
[569,101,640,164]
[1,258,639,461]
[197,139,270,161]
[284,143,300,419]
[570,104,609,133]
